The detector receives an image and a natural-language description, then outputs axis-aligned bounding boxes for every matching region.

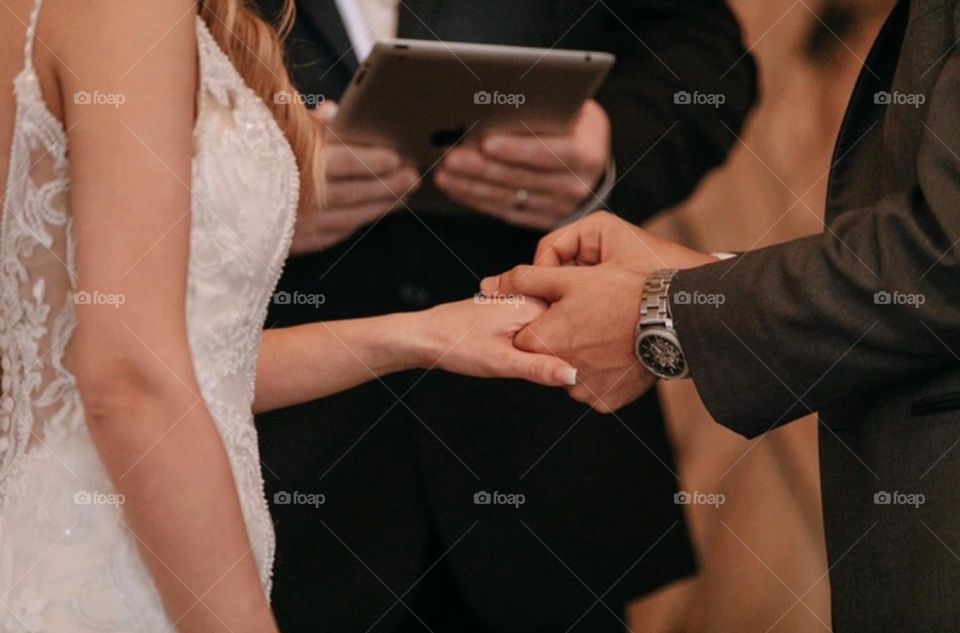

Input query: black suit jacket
[673,1,960,629]
[254,2,755,631]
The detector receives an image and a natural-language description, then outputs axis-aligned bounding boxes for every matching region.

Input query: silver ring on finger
[514,188,530,211]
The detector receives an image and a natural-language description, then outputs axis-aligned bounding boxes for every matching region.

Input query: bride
[0,0,576,631]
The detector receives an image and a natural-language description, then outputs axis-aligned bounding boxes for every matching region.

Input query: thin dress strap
[23,0,45,72]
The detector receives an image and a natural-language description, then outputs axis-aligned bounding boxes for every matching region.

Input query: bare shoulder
[41,0,197,117]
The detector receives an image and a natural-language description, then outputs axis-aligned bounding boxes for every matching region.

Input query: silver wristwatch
[635,269,689,380]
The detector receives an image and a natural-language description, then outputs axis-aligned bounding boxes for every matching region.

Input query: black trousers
[262,375,692,633]
[391,527,633,633]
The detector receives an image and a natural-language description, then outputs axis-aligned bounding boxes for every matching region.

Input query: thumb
[313,100,340,126]
[503,350,578,388]
[480,266,568,301]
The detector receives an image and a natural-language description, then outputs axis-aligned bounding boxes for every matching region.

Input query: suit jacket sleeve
[670,43,960,439]
[597,0,757,223]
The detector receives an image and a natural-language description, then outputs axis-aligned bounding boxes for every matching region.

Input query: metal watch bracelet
[638,269,679,330]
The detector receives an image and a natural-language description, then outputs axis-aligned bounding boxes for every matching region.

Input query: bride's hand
[416,295,578,387]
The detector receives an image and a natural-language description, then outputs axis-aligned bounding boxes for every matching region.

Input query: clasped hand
[482,211,717,413]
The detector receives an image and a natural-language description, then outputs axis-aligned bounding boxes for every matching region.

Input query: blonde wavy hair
[199,0,324,214]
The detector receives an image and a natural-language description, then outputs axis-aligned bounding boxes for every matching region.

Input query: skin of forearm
[83,381,278,633]
[253,311,428,414]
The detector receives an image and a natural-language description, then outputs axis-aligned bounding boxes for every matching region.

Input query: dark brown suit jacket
[673,1,960,629]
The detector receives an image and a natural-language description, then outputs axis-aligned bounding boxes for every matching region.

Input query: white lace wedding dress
[0,1,299,630]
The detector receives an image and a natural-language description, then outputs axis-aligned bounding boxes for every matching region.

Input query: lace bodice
[0,2,299,629]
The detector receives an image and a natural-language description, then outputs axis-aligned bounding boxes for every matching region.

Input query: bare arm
[60,2,276,631]
[254,299,578,414]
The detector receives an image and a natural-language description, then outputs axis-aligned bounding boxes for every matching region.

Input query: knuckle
[462,153,485,174]
[564,178,591,200]
[438,172,462,193]
[497,270,517,289]
[487,138,513,156]
[447,176,471,195]
[507,265,531,281]
[388,170,413,193]
[592,400,614,414]
[528,358,549,381]
[496,269,521,292]
[570,387,592,404]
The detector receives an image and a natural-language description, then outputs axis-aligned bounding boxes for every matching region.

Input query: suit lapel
[882,0,953,177]
[824,0,911,219]
[297,1,360,71]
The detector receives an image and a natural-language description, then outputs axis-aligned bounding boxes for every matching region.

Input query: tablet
[332,39,615,212]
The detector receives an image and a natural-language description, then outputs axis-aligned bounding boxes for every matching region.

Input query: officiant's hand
[481,212,715,412]
[291,102,421,254]
[434,100,610,231]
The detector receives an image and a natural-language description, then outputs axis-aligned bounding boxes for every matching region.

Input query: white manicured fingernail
[559,367,578,386]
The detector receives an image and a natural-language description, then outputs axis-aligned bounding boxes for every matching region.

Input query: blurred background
[629,1,895,631]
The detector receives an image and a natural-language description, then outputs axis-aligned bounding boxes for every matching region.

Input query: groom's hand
[482,265,655,413]
[532,210,715,272]
[483,213,716,413]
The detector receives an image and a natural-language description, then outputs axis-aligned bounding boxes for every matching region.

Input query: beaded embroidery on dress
[0,2,299,630]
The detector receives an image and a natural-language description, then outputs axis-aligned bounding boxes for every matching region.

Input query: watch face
[636,331,687,379]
